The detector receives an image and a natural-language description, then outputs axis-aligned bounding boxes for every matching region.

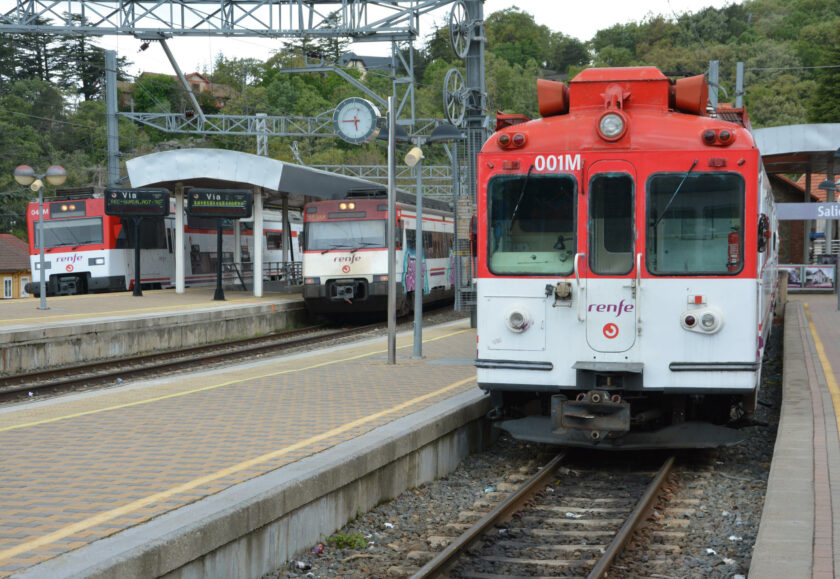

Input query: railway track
[413,453,675,578]
[0,323,376,402]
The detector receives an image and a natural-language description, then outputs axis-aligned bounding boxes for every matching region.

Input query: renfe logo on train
[588,300,635,317]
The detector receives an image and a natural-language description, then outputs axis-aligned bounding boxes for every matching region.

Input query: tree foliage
[2,0,840,237]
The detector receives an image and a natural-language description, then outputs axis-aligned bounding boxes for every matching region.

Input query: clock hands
[342,108,361,131]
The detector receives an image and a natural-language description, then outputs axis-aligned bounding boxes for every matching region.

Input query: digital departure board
[104,188,170,217]
[185,189,253,219]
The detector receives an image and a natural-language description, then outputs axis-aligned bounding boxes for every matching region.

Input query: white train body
[26,195,300,295]
[302,195,454,315]
[475,67,779,449]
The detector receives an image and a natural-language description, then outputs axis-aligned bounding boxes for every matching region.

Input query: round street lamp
[13,164,67,310]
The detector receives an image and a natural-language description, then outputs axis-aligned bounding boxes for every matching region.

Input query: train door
[583,161,637,352]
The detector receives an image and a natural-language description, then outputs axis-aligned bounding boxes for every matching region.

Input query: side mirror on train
[757,214,770,253]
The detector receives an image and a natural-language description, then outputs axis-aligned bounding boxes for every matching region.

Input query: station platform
[0,288,306,376]
[751,294,840,578]
[0,318,486,578]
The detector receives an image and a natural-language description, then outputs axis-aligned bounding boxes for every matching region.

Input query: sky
[105,0,740,78]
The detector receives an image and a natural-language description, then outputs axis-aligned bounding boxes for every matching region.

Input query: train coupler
[551,391,631,437]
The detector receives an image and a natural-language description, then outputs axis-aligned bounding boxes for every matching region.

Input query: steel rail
[411,453,567,578]
[587,455,676,579]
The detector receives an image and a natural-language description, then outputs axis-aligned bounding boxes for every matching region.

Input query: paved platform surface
[751,294,840,578]
[0,288,300,333]
[0,318,477,576]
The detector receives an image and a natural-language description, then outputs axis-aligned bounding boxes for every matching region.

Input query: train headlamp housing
[680,306,723,334]
[597,111,628,141]
[504,307,532,333]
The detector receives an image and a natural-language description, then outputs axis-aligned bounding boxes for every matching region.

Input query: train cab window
[487,174,576,275]
[266,232,283,249]
[646,173,745,275]
[36,217,103,248]
[304,220,386,251]
[589,174,634,275]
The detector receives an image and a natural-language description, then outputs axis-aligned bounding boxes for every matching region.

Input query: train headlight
[88,257,105,265]
[597,111,627,141]
[505,307,532,333]
[681,307,723,334]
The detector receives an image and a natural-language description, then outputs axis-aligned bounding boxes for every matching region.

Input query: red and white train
[302,192,455,315]
[475,67,778,449]
[25,193,301,296]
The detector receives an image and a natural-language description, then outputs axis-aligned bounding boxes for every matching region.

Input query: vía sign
[186,189,253,219]
[105,188,170,217]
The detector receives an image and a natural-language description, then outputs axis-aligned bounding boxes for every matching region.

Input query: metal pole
[37,186,47,310]
[175,184,185,293]
[413,154,423,358]
[387,96,397,364]
[105,50,120,186]
[214,219,225,300]
[132,217,143,296]
[709,60,719,110]
[804,173,812,264]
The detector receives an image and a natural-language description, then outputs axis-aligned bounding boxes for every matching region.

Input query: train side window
[589,173,634,275]
[487,174,577,275]
[646,172,745,275]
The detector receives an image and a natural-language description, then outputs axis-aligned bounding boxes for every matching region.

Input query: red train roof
[486,66,756,155]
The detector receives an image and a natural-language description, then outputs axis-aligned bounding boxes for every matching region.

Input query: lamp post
[403,124,465,358]
[13,165,67,310]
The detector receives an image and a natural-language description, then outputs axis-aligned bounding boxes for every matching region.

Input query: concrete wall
[0,303,307,376]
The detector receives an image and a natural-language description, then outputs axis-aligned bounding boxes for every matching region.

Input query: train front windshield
[34,217,103,248]
[487,174,577,275]
[646,173,745,275]
[305,220,386,251]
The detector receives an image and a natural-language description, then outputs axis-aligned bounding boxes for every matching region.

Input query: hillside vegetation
[0,0,838,236]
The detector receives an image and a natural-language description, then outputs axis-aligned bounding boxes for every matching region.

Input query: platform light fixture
[404,124,465,359]
[13,164,67,310]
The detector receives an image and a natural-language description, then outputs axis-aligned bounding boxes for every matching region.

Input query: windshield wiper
[652,159,698,229]
[350,242,379,254]
[510,164,536,223]
[321,244,352,254]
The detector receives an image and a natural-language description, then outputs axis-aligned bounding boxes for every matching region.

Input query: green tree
[807,34,840,123]
[485,8,550,68]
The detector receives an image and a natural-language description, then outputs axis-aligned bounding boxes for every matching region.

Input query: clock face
[333,98,381,144]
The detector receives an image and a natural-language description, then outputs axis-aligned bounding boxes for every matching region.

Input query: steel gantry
[0,0,451,42]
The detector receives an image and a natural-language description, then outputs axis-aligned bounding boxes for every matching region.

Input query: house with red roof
[0,234,31,299]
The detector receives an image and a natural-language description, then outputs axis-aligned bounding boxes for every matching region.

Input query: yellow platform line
[803,303,840,442]
[0,373,477,564]
[0,328,471,434]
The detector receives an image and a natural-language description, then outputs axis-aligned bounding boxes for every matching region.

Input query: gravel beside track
[269,322,782,578]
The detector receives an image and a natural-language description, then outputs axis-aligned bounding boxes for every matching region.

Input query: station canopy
[754,123,840,175]
[125,148,386,208]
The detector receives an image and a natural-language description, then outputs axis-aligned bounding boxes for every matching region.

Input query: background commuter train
[302,191,455,316]
[25,193,301,296]
[475,67,778,449]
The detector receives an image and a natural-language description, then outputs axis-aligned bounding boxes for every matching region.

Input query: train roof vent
[496,111,531,131]
[537,79,569,117]
[714,106,751,130]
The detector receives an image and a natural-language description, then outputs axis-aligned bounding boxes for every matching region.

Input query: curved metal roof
[125,148,386,208]
[753,123,840,175]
